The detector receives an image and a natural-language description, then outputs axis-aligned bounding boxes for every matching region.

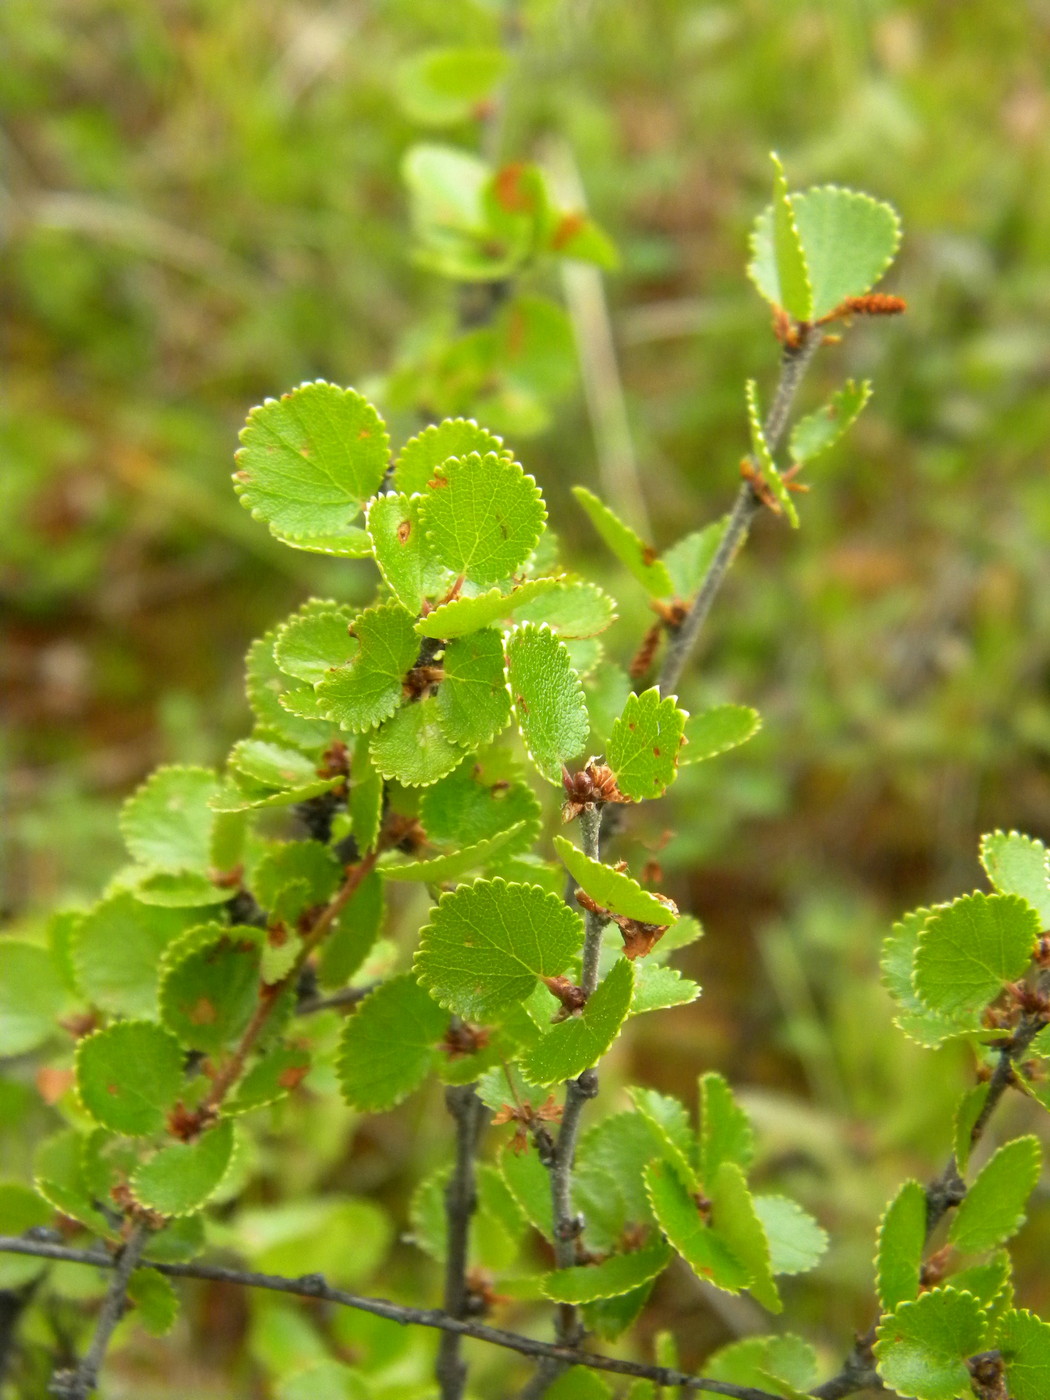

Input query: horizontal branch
[0,1236,784,1400]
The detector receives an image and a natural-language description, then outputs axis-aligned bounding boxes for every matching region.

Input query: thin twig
[436,1083,491,1400]
[659,329,824,699]
[295,982,378,1017]
[47,1222,150,1399]
[0,1237,783,1400]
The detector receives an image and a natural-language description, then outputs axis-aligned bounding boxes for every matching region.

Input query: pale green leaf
[711,1161,781,1312]
[245,630,336,750]
[506,623,590,783]
[572,487,674,597]
[127,1268,181,1337]
[253,841,341,915]
[877,1180,927,1313]
[681,705,761,764]
[395,46,508,127]
[371,696,464,787]
[572,1111,664,1251]
[349,735,383,853]
[789,380,872,464]
[421,451,545,586]
[317,868,384,990]
[881,909,974,1047]
[394,418,509,496]
[366,492,444,614]
[437,628,511,747]
[336,975,447,1111]
[513,580,617,638]
[953,1083,991,1175]
[34,1130,114,1238]
[273,603,357,685]
[73,894,197,1018]
[699,1071,755,1180]
[997,1309,1050,1400]
[554,836,678,925]
[644,1159,749,1293]
[234,382,389,542]
[124,869,233,909]
[768,153,813,321]
[500,1141,554,1238]
[268,524,372,558]
[545,1368,613,1400]
[746,379,798,527]
[316,600,418,734]
[949,1136,1042,1253]
[415,575,561,638]
[980,831,1050,926]
[404,142,488,236]
[753,1194,827,1276]
[380,823,526,883]
[523,957,634,1085]
[585,662,632,744]
[875,1288,987,1400]
[420,757,541,853]
[76,1021,183,1136]
[542,1243,670,1304]
[226,1045,312,1116]
[661,521,725,599]
[914,893,1038,1023]
[630,964,700,1015]
[607,687,688,801]
[230,738,317,790]
[159,925,265,1053]
[120,766,219,873]
[0,941,66,1056]
[629,1086,696,1187]
[415,878,583,1020]
[132,1119,234,1217]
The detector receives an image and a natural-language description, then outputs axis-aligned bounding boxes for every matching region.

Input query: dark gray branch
[0,1235,785,1400]
[436,1083,490,1400]
[47,1221,150,1399]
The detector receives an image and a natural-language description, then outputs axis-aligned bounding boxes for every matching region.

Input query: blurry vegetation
[2,0,1050,1393]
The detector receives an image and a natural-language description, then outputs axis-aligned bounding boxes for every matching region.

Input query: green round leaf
[554,835,678,926]
[949,1135,1042,1254]
[316,600,418,735]
[877,1179,927,1313]
[997,1309,1050,1400]
[523,957,635,1086]
[416,878,584,1021]
[0,941,66,1055]
[437,628,511,748]
[394,418,509,496]
[76,1021,184,1136]
[73,894,198,1018]
[875,1288,987,1400]
[607,687,688,801]
[542,1243,671,1305]
[414,576,560,639]
[127,1267,180,1335]
[914,892,1039,1024]
[273,603,357,685]
[120,766,219,873]
[421,451,546,586]
[336,975,447,1112]
[131,1118,235,1216]
[234,381,390,542]
[980,831,1050,926]
[506,622,589,783]
[752,1194,827,1276]
[370,696,464,787]
[159,925,265,1053]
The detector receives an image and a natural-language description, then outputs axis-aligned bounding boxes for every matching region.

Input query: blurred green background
[3,0,1050,1393]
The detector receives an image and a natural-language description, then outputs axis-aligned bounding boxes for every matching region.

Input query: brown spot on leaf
[357,427,371,438]
[493,163,535,213]
[642,545,657,566]
[189,997,218,1025]
[653,746,661,757]
[278,1063,310,1091]
[37,1068,73,1104]
[427,474,449,489]
[551,211,586,251]
[234,470,251,482]
[516,695,529,714]
[397,519,412,543]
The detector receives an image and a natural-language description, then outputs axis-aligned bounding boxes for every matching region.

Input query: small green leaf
[420,757,541,853]
[585,662,632,744]
[349,735,383,853]
[125,870,233,909]
[629,1087,696,1188]
[73,895,197,1019]
[226,1045,312,1115]
[268,524,373,558]
[395,419,509,496]
[317,868,383,990]
[997,1308,1050,1400]
[711,1161,781,1312]
[630,964,700,1015]
[545,1368,614,1400]
[950,1253,1012,1323]
[414,576,561,638]
[132,1119,234,1217]
[746,379,798,527]
[681,704,761,764]
[76,1021,183,1136]
[704,1335,818,1397]
[366,493,444,614]
[416,879,583,1021]
[230,738,318,790]
[607,687,688,801]
[506,623,590,783]
[980,831,1050,926]
[371,696,464,787]
[572,487,674,598]
[881,909,973,1047]
[768,153,813,321]
[573,1112,664,1251]
[437,628,512,748]
[953,1083,991,1175]
[234,382,389,544]
[875,1288,987,1400]
[877,1180,927,1313]
[753,1195,827,1276]
[949,1136,1042,1254]
[513,580,617,639]
[316,600,418,734]
[789,380,872,465]
[554,836,678,925]
[500,1141,554,1239]
[542,1243,671,1304]
[34,1130,114,1237]
[254,841,341,915]
[380,823,526,883]
[914,893,1038,1023]
[120,766,219,873]
[661,521,725,599]
[523,957,634,1085]
[0,941,66,1056]
[699,1071,755,1181]
[127,1268,180,1336]
[421,451,546,586]
[273,603,357,685]
[395,46,508,127]
[245,630,336,750]
[644,1159,749,1293]
[336,975,447,1112]
[159,925,264,1053]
